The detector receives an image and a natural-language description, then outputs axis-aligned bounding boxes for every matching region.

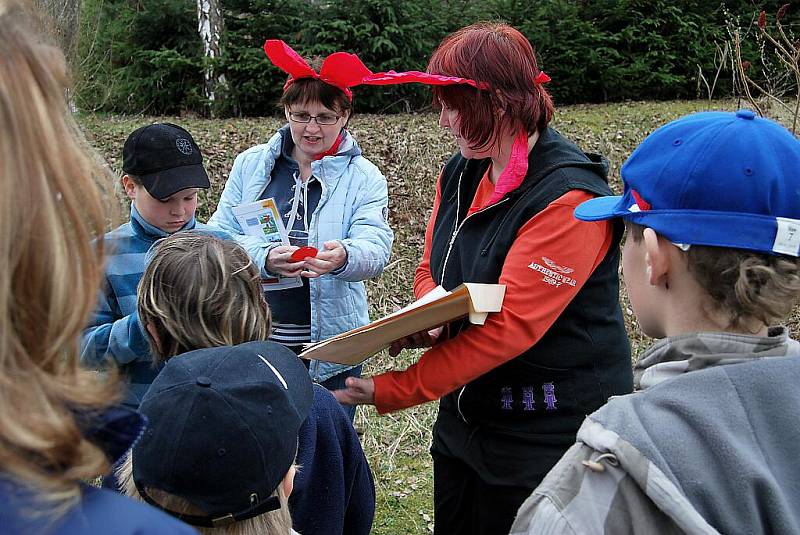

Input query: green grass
[78,99,799,534]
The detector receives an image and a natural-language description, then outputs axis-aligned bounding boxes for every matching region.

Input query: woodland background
[29,0,800,532]
[58,0,800,116]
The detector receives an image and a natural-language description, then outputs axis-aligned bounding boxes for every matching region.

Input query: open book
[299,283,505,365]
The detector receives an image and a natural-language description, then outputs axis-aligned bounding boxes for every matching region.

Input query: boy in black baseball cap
[122,122,212,200]
[132,231,376,535]
[120,341,312,533]
[81,123,226,413]
[122,122,212,231]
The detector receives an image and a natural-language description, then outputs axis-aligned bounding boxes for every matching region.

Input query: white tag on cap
[773,217,800,256]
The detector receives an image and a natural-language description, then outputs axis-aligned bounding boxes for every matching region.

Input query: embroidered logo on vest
[501,386,513,410]
[528,257,578,288]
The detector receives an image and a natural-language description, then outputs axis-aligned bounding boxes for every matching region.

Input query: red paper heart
[290,246,318,262]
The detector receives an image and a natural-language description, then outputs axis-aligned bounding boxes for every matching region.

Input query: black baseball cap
[122,123,211,200]
[132,341,313,527]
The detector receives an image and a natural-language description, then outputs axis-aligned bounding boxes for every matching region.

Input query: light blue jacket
[208,126,393,382]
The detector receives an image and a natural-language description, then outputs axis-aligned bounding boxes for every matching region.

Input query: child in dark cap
[122,341,310,534]
[127,231,375,535]
[512,110,800,534]
[81,123,227,409]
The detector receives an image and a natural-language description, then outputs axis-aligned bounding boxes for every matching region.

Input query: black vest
[429,128,632,450]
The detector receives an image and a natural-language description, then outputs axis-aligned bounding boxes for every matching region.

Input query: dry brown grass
[79,99,800,534]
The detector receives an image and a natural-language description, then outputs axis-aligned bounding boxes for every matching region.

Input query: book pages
[299,283,505,365]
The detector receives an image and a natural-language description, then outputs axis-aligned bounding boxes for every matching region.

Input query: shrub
[75,0,789,116]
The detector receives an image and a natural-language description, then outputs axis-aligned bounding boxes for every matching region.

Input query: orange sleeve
[412,174,443,300]
[373,189,615,414]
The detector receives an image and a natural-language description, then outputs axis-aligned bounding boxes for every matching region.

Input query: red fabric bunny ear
[534,71,551,85]
[319,52,373,90]
[264,40,317,80]
[263,40,374,100]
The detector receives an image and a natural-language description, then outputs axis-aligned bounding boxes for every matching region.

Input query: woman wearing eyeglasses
[208,41,393,420]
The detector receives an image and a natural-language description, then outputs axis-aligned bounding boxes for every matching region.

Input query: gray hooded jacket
[511,327,800,535]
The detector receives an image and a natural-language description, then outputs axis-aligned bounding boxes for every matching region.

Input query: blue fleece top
[80,204,228,408]
[290,385,375,535]
[0,479,196,535]
[0,405,196,535]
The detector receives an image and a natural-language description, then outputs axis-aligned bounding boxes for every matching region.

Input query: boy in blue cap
[81,123,226,409]
[511,110,800,534]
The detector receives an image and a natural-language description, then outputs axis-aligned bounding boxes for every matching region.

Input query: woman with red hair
[336,23,633,533]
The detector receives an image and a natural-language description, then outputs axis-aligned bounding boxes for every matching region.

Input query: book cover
[299,283,505,365]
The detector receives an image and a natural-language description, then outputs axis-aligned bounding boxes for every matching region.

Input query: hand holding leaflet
[389,326,443,357]
[232,198,302,291]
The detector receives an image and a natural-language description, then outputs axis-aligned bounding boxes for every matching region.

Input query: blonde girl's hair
[0,0,120,517]
[116,452,294,535]
[138,231,271,365]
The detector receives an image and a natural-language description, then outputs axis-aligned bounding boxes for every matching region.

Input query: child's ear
[643,228,670,287]
[121,175,137,200]
[281,465,296,498]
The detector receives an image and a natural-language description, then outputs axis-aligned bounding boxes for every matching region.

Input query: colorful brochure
[232,198,303,291]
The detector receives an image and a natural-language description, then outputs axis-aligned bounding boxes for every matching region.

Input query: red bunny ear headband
[263,40,550,99]
[264,40,371,100]
[360,70,550,87]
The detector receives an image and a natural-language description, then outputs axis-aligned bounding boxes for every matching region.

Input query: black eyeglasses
[288,112,341,125]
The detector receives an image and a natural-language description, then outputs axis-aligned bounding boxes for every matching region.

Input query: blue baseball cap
[575,110,800,256]
[132,341,313,527]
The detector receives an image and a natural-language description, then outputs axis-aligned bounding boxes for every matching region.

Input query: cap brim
[141,164,210,200]
[574,195,626,221]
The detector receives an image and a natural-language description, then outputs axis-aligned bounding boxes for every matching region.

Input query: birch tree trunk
[197,0,227,116]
